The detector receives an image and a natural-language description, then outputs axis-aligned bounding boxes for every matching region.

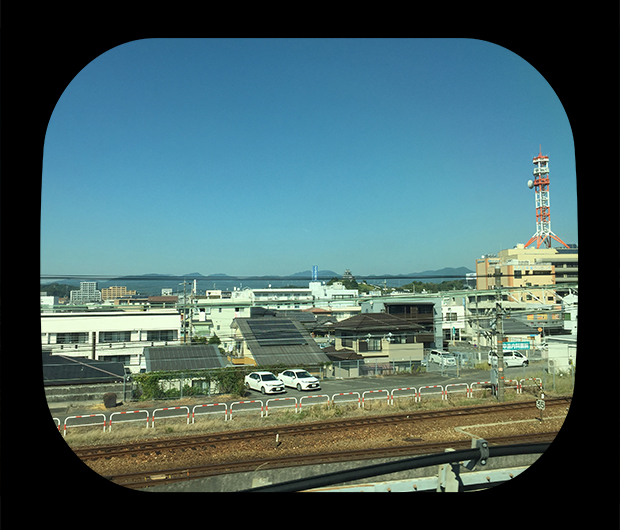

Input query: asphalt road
[48,361,546,426]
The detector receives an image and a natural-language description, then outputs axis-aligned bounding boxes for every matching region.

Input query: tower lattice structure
[524,147,569,249]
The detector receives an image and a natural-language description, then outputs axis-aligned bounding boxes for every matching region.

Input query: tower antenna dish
[524,146,569,249]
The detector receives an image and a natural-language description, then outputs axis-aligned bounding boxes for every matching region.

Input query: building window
[368,338,381,351]
[57,332,89,344]
[103,355,131,364]
[99,331,131,343]
[146,330,177,342]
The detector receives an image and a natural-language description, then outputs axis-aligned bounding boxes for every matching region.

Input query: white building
[561,292,577,335]
[40,295,60,307]
[442,296,466,343]
[188,282,361,350]
[309,281,359,308]
[70,281,102,303]
[41,309,181,372]
[546,335,577,370]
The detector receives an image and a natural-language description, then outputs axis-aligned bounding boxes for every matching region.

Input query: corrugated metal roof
[235,317,331,366]
[330,313,424,332]
[144,344,227,372]
[42,352,125,386]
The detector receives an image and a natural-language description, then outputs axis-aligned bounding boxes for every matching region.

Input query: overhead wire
[40,271,576,283]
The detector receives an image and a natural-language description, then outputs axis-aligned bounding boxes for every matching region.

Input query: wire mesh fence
[124,352,575,400]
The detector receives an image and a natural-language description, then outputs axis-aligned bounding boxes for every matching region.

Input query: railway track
[104,431,559,489]
[74,396,571,461]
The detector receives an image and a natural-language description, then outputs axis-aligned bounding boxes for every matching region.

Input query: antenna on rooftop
[524,146,569,249]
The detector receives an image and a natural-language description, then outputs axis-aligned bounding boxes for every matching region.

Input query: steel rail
[104,431,558,489]
[244,442,552,492]
[74,397,570,461]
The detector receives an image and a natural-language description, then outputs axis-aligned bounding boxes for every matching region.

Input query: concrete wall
[383,342,424,360]
[44,382,126,403]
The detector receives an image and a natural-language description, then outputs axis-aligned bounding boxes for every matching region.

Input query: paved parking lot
[229,361,544,401]
[253,371,453,401]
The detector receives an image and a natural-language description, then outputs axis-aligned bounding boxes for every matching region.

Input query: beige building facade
[101,285,137,300]
[476,245,578,291]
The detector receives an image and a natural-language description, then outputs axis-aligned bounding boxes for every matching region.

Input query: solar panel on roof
[246,319,307,346]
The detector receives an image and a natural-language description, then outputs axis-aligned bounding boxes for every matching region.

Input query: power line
[40,273,478,283]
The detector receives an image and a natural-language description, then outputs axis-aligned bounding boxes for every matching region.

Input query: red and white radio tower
[524,146,569,249]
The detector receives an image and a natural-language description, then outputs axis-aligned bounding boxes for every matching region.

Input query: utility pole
[179,279,190,344]
[91,331,96,360]
[494,266,505,402]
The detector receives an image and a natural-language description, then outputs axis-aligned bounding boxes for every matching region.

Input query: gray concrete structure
[140,452,542,492]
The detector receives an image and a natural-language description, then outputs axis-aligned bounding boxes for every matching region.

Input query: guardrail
[390,387,418,405]
[192,403,228,423]
[109,409,149,431]
[55,378,546,436]
[265,397,298,416]
[229,399,264,420]
[504,379,521,394]
[520,378,542,393]
[331,392,361,408]
[152,406,190,427]
[361,389,390,408]
[418,385,446,401]
[63,413,107,437]
[298,394,330,411]
[444,383,469,398]
[469,381,492,397]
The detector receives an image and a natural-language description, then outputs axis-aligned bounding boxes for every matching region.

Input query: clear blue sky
[41,38,577,278]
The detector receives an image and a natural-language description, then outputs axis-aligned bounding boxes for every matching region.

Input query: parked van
[429,350,456,366]
[488,349,529,367]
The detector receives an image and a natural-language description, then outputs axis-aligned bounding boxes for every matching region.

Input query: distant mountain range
[108,267,473,281]
[41,267,474,296]
[361,266,474,281]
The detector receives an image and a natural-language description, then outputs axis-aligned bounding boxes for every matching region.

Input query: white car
[488,350,529,367]
[244,371,286,394]
[278,369,321,391]
[428,350,456,366]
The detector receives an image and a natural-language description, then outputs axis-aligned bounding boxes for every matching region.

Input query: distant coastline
[41,266,474,296]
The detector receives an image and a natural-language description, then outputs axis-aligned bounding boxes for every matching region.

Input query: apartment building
[475,245,578,291]
[41,309,181,372]
[69,281,102,303]
[498,245,578,286]
[101,285,137,300]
